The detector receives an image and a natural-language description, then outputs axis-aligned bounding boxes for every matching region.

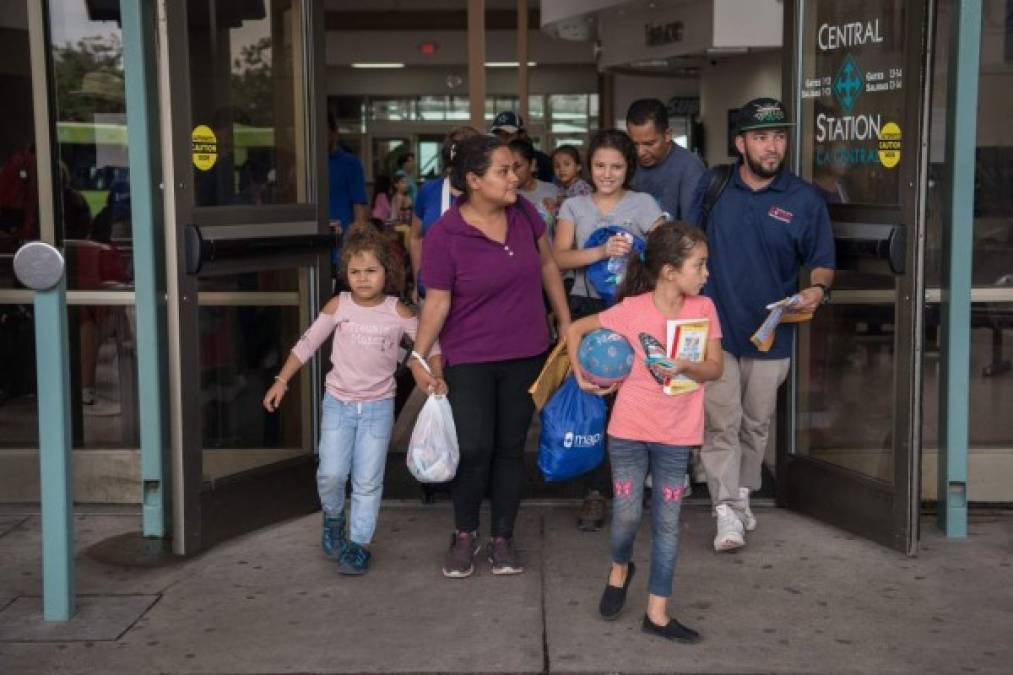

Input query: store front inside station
[1,0,1010,556]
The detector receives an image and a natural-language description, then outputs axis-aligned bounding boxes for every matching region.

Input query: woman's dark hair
[551,144,583,168]
[371,174,392,210]
[440,126,481,174]
[507,137,535,163]
[587,129,638,190]
[340,227,403,295]
[449,134,506,193]
[396,152,415,169]
[617,221,707,301]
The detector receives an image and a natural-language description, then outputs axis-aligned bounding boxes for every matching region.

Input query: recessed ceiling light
[351,62,406,69]
[631,59,670,68]
[485,61,538,68]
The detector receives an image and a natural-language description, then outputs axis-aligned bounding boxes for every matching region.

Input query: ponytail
[617,252,653,301]
[616,221,707,302]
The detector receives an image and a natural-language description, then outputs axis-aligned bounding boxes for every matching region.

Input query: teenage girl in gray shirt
[554,129,665,314]
[551,128,666,532]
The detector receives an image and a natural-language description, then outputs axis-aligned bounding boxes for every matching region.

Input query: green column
[121,0,171,538]
[36,278,75,621]
[938,0,982,538]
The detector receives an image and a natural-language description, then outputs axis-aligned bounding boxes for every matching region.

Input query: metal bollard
[13,242,75,621]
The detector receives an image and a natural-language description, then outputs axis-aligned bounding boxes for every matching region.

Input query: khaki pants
[702,351,790,513]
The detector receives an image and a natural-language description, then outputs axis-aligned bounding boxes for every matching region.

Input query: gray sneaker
[443,531,479,578]
[487,536,524,575]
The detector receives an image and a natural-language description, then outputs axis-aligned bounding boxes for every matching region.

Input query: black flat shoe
[598,561,635,620]
[641,614,701,643]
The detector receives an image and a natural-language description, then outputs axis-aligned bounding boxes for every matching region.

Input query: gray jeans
[702,351,790,513]
[608,436,691,598]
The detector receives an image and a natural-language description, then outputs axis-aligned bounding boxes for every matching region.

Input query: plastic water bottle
[606,227,634,284]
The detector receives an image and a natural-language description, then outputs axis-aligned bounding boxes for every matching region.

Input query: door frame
[778,0,934,554]
[158,0,329,555]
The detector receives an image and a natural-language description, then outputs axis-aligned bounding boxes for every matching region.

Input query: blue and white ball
[577,328,634,386]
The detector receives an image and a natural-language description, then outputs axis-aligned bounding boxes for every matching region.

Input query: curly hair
[339,227,403,295]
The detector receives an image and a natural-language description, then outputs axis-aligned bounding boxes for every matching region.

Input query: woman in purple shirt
[409,135,571,579]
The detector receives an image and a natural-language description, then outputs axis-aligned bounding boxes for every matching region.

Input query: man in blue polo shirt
[689,98,835,552]
[327,112,368,281]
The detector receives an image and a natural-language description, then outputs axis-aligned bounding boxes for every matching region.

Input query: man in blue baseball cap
[690,97,836,552]
[490,111,554,182]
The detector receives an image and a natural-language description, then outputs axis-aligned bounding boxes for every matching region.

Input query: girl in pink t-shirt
[263,229,443,576]
[566,221,723,643]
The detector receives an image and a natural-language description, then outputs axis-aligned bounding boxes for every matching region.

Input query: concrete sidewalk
[0,502,1010,674]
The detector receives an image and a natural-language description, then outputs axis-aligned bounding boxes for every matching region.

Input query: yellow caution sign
[191,125,218,171]
[877,122,901,169]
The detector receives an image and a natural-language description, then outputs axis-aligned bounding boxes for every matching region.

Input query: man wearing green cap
[689,97,836,552]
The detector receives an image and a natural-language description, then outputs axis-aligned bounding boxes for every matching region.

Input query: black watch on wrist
[813,282,831,305]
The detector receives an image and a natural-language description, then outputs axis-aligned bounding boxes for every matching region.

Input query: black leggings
[444,353,546,539]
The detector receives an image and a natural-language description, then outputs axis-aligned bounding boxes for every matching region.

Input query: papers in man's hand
[664,319,709,395]
[765,295,803,311]
[751,294,812,352]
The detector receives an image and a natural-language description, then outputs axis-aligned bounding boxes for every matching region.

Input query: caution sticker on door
[191,125,218,171]
[877,122,901,169]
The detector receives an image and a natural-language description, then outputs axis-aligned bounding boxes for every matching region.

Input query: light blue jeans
[608,435,691,598]
[317,395,394,545]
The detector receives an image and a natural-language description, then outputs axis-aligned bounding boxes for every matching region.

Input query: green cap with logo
[735,97,794,133]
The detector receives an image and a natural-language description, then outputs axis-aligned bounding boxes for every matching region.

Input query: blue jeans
[608,435,692,598]
[317,395,394,545]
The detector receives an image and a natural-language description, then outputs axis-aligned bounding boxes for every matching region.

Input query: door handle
[832,221,906,275]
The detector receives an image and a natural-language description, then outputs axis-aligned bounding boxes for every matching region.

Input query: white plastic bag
[407,393,459,483]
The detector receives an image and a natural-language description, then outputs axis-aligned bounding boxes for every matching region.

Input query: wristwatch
[813,282,832,305]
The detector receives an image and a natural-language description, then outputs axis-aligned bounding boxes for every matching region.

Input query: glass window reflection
[188,0,309,207]
[47,0,135,290]
[0,1,36,287]
[795,304,896,484]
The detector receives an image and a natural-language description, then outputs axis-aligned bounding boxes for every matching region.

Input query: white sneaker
[713,504,745,552]
[739,487,757,531]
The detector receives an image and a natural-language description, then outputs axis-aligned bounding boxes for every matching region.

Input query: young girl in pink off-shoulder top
[263,229,442,576]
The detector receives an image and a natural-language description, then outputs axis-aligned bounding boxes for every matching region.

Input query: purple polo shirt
[421,196,550,366]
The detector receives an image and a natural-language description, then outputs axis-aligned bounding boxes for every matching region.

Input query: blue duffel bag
[538,376,606,482]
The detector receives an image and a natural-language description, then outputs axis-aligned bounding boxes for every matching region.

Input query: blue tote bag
[538,376,607,482]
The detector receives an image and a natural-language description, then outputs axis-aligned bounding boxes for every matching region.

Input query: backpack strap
[700,163,734,228]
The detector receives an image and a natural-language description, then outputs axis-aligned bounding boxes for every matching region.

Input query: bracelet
[273,375,288,390]
[410,351,434,376]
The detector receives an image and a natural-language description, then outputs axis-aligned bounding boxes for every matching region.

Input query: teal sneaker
[322,512,347,561]
[338,541,371,575]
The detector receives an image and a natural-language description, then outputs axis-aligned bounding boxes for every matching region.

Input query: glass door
[1,1,147,501]
[161,0,329,554]
[781,0,932,554]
